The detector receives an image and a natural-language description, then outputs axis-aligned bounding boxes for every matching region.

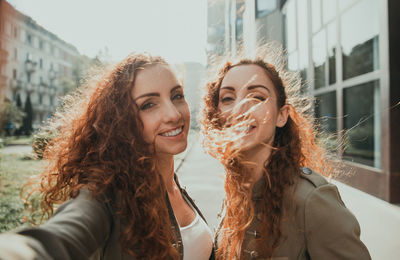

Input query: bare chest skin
[168,187,196,227]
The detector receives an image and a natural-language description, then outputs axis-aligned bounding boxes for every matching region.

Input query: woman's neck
[241,143,272,187]
[156,154,177,193]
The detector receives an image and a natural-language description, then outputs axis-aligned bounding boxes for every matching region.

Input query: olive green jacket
[240,167,371,260]
[0,180,214,260]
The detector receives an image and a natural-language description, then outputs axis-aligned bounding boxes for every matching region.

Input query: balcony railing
[10,79,22,91]
[38,82,49,94]
[25,82,36,93]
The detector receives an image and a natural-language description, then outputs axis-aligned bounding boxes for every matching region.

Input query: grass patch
[2,136,33,146]
[0,151,45,232]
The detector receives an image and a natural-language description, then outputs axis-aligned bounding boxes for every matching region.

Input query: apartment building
[0,0,79,131]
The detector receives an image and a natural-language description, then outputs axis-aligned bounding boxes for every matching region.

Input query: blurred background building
[207,0,400,203]
[182,62,206,129]
[0,0,79,133]
[207,0,226,62]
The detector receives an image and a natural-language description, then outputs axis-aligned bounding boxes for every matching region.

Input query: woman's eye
[140,102,155,110]
[254,96,266,101]
[221,96,234,103]
[248,93,266,102]
[172,93,184,100]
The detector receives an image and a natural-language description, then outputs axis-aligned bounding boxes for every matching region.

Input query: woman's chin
[155,143,188,156]
[174,145,187,155]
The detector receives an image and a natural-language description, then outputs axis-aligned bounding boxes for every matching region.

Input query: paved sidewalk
[333,180,400,260]
[176,134,225,231]
[177,136,400,260]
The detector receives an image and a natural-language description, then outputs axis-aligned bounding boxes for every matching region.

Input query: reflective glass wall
[283,0,382,168]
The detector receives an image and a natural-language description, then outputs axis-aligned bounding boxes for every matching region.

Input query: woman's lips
[159,126,184,137]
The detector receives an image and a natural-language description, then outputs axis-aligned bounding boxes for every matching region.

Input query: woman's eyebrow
[170,85,182,93]
[220,86,235,91]
[247,85,271,93]
[134,93,159,101]
[135,85,182,101]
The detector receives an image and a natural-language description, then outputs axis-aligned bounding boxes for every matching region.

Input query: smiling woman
[0,53,214,260]
[201,43,371,260]
[133,65,190,156]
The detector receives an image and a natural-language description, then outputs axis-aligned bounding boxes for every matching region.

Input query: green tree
[15,94,23,136]
[16,94,22,108]
[0,99,25,136]
[22,95,33,135]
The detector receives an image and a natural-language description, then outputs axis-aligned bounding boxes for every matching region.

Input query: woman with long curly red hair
[201,44,371,259]
[0,52,214,260]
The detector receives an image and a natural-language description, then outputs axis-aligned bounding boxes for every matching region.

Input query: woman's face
[217,64,288,152]
[132,64,190,156]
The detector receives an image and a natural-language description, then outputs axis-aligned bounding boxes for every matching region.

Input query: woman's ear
[276,104,290,128]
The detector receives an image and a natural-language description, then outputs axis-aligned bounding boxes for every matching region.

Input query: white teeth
[160,127,183,137]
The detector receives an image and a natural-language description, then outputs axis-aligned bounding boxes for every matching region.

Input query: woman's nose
[162,101,181,123]
[231,98,254,120]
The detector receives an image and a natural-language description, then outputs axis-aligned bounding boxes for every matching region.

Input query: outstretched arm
[0,189,113,260]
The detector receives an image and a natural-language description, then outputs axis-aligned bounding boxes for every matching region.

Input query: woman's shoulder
[292,168,371,259]
[298,167,329,188]
[57,188,110,211]
[290,167,354,224]
[291,167,341,206]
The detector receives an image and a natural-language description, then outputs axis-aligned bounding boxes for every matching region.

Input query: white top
[179,200,213,260]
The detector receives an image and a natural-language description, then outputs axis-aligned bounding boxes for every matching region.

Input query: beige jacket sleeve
[305,184,371,260]
[0,189,112,260]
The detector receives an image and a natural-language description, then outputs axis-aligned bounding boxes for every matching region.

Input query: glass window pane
[286,0,297,53]
[235,18,243,42]
[297,0,309,86]
[315,91,337,134]
[236,1,245,43]
[256,0,277,18]
[327,22,336,85]
[343,80,381,168]
[288,51,298,71]
[341,0,379,80]
[311,0,321,33]
[323,0,336,24]
[313,29,326,89]
[339,0,357,11]
[298,0,309,71]
[207,0,226,56]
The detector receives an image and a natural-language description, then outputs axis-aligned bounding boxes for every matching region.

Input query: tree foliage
[0,99,25,136]
[22,95,33,135]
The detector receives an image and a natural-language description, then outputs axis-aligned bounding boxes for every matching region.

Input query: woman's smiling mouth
[160,126,184,137]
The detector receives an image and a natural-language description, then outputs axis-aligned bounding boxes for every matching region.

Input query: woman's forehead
[221,64,274,91]
[132,64,179,97]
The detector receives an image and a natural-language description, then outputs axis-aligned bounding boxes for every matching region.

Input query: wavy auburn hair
[26,53,179,259]
[201,43,337,259]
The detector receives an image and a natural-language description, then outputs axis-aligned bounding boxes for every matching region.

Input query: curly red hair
[201,43,337,259]
[26,53,180,259]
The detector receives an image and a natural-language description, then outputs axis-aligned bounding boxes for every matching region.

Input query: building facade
[0,0,79,131]
[182,62,206,130]
[209,0,400,203]
[207,0,227,62]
